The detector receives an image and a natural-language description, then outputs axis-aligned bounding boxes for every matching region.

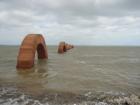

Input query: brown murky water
[0,46,140,105]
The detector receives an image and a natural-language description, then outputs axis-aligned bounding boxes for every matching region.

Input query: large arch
[16,34,48,69]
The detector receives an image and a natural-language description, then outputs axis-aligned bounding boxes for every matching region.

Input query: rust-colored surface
[58,42,74,54]
[65,43,74,50]
[65,43,70,50]
[57,41,66,54]
[16,34,48,69]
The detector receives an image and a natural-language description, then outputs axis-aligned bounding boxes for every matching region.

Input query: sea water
[0,45,139,105]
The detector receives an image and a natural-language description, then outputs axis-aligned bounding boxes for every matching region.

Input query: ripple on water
[76,60,86,64]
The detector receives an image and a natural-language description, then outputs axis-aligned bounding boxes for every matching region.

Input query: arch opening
[37,43,47,59]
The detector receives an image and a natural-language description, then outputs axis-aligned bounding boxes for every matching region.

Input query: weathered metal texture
[65,43,74,50]
[16,34,48,69]
[57,41,66,54]
[58,42,74,53]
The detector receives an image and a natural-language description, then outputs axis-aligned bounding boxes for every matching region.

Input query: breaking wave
[0,86,139,105]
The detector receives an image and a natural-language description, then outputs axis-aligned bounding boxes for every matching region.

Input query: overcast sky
[0,0,140,45]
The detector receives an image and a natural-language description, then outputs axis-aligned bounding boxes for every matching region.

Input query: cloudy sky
[0,0,140,45]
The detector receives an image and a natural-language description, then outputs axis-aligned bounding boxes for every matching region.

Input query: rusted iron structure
[58,42,74,54]
[16,34,48,69]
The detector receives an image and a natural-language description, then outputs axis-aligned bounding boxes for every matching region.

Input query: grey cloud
[0,0,140,45]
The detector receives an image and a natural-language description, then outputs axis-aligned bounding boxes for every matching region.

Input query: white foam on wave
[0,93,46,105]
[0,87,140,105]
[76,60,86,64]
[83,91,140,105]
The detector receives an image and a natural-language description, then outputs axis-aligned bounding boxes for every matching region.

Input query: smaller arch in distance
[57,41,67,54]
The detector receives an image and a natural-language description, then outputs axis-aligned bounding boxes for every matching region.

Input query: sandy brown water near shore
[0,45,140,105]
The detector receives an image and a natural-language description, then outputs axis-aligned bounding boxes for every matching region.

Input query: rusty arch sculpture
[16,34,48,69]
[57,41,67,54]
[57,41,74,54]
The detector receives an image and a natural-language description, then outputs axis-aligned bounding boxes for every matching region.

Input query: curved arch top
[16,34,48,69]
